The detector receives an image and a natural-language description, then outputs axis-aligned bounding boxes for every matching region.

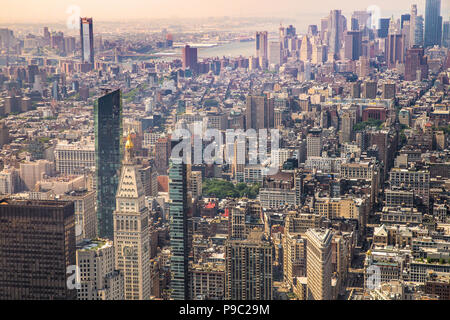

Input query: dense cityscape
[0,0,449,303]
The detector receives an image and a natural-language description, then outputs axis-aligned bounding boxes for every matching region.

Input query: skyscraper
[169,155,189,300]
[0,199,76,300]
[424,0,442,47]
[306,228,333,300]
[405,47,429,81]
[328,10,343,60]
[80,17,94,65]
[95,88,123,239]
[225,230,273,300]
[113,134,151,300]
[307,128,322,159]
[300,35,312,62]
[268,41,282,66]
[362,80,378,99]
[378,18,390,38]
[256,31,268,69]
[415,15,425,46]
[182,44,198,73]
[410,5,418,46]
[343,30,362,61]
[443,20,450,48]
[385,22,405,69]
[245,95,274,130]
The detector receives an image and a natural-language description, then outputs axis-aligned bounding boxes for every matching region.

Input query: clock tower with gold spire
[113,132,151,300]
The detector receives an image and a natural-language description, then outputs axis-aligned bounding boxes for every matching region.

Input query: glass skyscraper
[80,17,94,65]
[95,88,122,239]
[424,0,442,47]
[169,157,189,300]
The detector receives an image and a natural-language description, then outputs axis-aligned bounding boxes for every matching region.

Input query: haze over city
[2,0,449,23]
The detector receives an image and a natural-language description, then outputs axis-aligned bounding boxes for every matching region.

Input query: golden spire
[125,132,134,150]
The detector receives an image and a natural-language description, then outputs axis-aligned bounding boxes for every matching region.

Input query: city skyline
[0,0,449,305]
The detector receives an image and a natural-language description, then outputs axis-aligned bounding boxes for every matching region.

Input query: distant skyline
[1,0,449,24]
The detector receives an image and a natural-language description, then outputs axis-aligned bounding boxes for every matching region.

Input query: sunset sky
[1,0,449,23]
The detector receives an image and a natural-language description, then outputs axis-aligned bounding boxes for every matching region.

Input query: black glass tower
[95,88,122,239]
[169,156,189,300]
[424,0,442,47]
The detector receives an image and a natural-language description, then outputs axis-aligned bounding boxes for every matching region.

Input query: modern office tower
[385,27,405,69]
[351,81,361,98]
[401,14,411,29]
[0,199,76,300]
[256,31,268,69]
[410,5,418,46]
[113,135,151,300]
[307,128,322,159]
[95,88,122,239]
[382,82,396,99]
[378,18,390,38]
[182,44,198,73]
[343,31,362,60]
[389,168,430,206]
[76,239,124,300]
[351,18,359,31]
[286,24,296,37]
[245,95,274,130]
[268,41,282,66]
[328,10,343,59]
[404,47,428,81]
[415,15,425,45]
[362,80,377,99]
[60,189,97,244]
[424,0,442,47]
[225,231,273,300]
[308,25,318,36]
[305,228,333,300]
[54,140,95,175]
[300,35,312,61]
[189,170,202,199]
[80,17,94,65]
[443,20,450,48]
[169,156,189,300]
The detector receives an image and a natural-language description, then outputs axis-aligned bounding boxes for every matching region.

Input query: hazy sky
[1,0,449,23]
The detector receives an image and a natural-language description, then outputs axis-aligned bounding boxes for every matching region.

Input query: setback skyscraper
[95,88,123,239]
